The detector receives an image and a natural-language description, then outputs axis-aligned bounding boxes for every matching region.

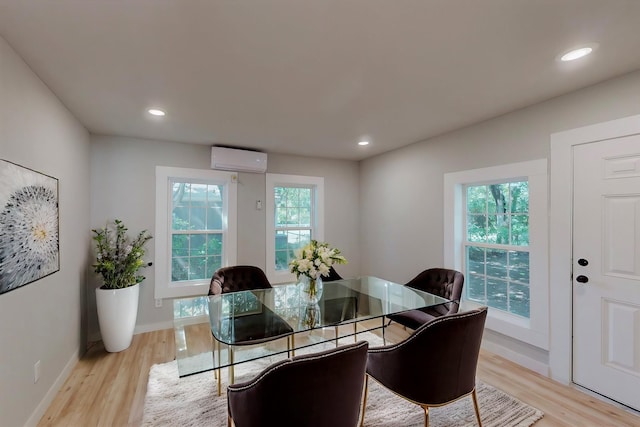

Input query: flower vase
[299,275,323,304]
[300,303,322,329]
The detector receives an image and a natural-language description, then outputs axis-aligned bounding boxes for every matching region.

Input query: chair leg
[214,339,222,397]
[422,405,430,427]
[471,388,482,427]
[291,334,295,357]
[360,375,369,427]
[335,326,339,347]
[211,338,218,380]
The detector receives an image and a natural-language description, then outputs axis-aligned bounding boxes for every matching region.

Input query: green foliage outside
[465,181,530,318]
[171,182,224,282]
[274,186,313,270]
[466,182,529,245]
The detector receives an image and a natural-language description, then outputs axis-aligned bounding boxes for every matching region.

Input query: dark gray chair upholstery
[228,341,369,427]
[362,307,488,427]
[387,268,464,330]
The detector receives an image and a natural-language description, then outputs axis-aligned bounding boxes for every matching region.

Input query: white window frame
[444,159,549,349]
[265,173,324,284]
[155,166,237,299]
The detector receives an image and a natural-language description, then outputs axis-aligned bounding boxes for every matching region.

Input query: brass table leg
[229,346,235,385]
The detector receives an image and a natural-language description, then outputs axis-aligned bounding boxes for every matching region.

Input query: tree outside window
[171,181,224,282]
[465,181,530,318]
[274,186,313,271]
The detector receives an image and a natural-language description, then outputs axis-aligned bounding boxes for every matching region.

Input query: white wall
[89,137,360,338]
[359,69,640,370]
[0,37,90,427]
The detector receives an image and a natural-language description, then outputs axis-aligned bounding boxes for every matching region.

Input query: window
[465,181,530,318]
[266,174,324,283]
[155,167,237,299]
[444,159,548,349]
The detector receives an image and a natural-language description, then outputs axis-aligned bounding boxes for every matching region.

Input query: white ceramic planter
[95,283,140,352]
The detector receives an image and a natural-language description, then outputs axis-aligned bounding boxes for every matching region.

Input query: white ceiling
[1,1,640,161]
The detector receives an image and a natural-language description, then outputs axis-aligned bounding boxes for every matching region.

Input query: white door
[573,134,640,411]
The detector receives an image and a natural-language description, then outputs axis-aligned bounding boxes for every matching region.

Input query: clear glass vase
[299,303,322,329]
[298,275,323,304]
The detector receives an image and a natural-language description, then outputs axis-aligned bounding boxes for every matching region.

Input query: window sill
[462,300,549,350]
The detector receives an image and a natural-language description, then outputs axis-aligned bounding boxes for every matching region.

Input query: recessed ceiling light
[148,108,166,116]
[558,44,598,62]
[358,140,369,146]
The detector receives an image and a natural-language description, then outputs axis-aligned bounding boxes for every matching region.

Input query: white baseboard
[481,340,550,377]
[134,320,174,335]
[25,348,80,427]
[89,320,176,343]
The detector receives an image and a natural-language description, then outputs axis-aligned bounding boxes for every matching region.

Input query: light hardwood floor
[38,324,640,426]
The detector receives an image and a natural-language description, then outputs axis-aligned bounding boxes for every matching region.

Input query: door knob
[576,275,589,283]
[578,258,589,266]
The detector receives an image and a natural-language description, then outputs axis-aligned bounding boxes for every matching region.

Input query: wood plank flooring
[37,325,640,426]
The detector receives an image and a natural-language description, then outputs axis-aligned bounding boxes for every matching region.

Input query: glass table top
[173,276,450,377]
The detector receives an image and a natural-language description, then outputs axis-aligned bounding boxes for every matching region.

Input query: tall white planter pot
[96,283,140,352]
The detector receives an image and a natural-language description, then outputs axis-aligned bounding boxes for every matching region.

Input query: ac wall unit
[210,146,267,173]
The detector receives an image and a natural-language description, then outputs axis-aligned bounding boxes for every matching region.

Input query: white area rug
[142,334,543,427]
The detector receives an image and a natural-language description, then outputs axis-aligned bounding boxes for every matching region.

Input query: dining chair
[324,265,344,281]
[227,341,369,427]
[208,265,273,295]
[361,307,488,427]
[386,268,464,331]
[320,266,353,344]
[208,265,294,395]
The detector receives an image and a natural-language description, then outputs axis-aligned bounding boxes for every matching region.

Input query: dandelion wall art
[0,160,59,295]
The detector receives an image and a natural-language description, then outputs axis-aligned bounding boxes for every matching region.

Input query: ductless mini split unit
[210,146,268,173]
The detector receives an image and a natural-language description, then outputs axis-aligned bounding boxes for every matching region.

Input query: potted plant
[92,219,152,352]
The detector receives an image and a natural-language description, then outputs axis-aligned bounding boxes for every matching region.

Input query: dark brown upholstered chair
[324,265,344,282]
[387,268,464,330]
[208,265,272,296]
[228,341,369,427]
[208,265,293,394]
[361,307,488,427]
[319,266,358,344]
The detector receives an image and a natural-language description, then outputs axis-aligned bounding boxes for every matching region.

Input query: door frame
[549,113,640,384]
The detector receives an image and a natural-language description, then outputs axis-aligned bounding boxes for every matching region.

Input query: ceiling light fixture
[358,140,369,146]
[558,44,598,62]
[148,108,166,116]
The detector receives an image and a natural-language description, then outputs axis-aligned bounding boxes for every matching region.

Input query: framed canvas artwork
[0,160,59,295]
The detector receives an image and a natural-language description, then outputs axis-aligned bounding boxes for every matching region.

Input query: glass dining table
[173,276,450,387]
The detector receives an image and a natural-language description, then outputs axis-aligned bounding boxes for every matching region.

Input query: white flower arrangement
[289,239,347,280]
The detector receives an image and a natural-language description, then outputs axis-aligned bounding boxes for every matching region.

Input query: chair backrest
[208,265,272,295]
[367,307,487,405]
[405,268,464,315]
[323,266,343,282]
[227,341,369,427]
